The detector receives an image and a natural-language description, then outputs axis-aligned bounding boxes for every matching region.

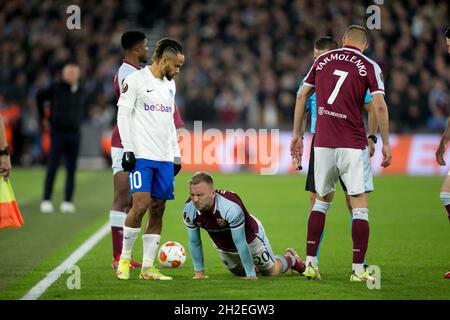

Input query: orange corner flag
[0,178,24,229]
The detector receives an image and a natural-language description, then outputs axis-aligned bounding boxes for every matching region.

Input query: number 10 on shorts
[129,171,142,190]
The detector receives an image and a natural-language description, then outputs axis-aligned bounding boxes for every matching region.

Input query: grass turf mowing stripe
[20,222,110,300]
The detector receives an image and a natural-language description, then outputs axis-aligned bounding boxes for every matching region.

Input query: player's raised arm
[117,75,138,171]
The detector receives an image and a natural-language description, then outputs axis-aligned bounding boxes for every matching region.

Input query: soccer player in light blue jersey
[183,172,306,280]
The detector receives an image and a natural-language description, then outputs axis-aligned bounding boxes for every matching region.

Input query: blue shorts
[128,159,174,200]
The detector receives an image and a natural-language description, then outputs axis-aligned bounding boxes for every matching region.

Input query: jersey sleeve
[364,90,373,104]
[187,227,204,272]
[303,61,318,87]
[297,79,312,112]
[230,226,256,277]
[367,61,385,95]
[118,66,135,92]
[117,74,138,152]
[183,202,205,272]
[182,202,197,229]
[223,205,245,230]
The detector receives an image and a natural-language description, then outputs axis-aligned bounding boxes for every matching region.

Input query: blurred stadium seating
[0,0,448,167]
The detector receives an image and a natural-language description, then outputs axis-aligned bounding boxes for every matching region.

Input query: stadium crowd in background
[0,0,449,166]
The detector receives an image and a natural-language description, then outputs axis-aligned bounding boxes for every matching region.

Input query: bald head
[342,25,369,52]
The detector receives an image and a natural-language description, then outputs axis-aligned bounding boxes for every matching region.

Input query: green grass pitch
[0,169,448,299]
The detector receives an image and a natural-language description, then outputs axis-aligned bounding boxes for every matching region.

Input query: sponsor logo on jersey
[318,106,347,119]
[144,103,173,113]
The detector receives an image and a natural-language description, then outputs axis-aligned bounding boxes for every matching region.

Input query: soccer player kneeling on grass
[183,172,305,280]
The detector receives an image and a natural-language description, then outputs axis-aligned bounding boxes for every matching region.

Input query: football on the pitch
[158,241,187,268]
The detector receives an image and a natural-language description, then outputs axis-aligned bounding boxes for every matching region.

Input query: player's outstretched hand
[122,152,136,172]
[290,135,303,164]
[193,271,209,280]
[436,140,446,166]
[381,144,392,168]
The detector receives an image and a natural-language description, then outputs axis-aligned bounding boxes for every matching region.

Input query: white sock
[353,263,364,274]
[120,226,140,260]
[109,210,126,227]
[305,256,317,267]
[142,234,161,269]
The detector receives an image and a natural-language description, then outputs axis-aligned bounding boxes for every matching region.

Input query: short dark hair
[152,38,183,62]
[446,27,450,39]
[314,37,339,51]
[121,31,146,50]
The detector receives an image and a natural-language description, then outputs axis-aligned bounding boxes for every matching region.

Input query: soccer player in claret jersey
[110,31,148,271]
[110,33,185,270]
[435,27,450,279]
[297,37,378,267]
[291,25,392,282]
[183,172,305,280]
[115,38,184,281]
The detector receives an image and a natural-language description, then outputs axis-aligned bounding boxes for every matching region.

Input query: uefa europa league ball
[158,241,187,268]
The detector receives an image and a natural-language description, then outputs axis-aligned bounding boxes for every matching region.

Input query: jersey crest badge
[216,218,227,227]
[122,83,128,93]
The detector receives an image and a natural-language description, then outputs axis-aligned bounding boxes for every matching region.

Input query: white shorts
[111,147,124,175]
[215,218,276,272]
[314,147,373,197]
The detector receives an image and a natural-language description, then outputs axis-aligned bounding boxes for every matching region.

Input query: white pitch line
[20,222,110,300]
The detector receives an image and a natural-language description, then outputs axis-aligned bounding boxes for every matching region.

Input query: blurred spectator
[164,0,449,130]
[37,63,86,214]
[0,0,449,167]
